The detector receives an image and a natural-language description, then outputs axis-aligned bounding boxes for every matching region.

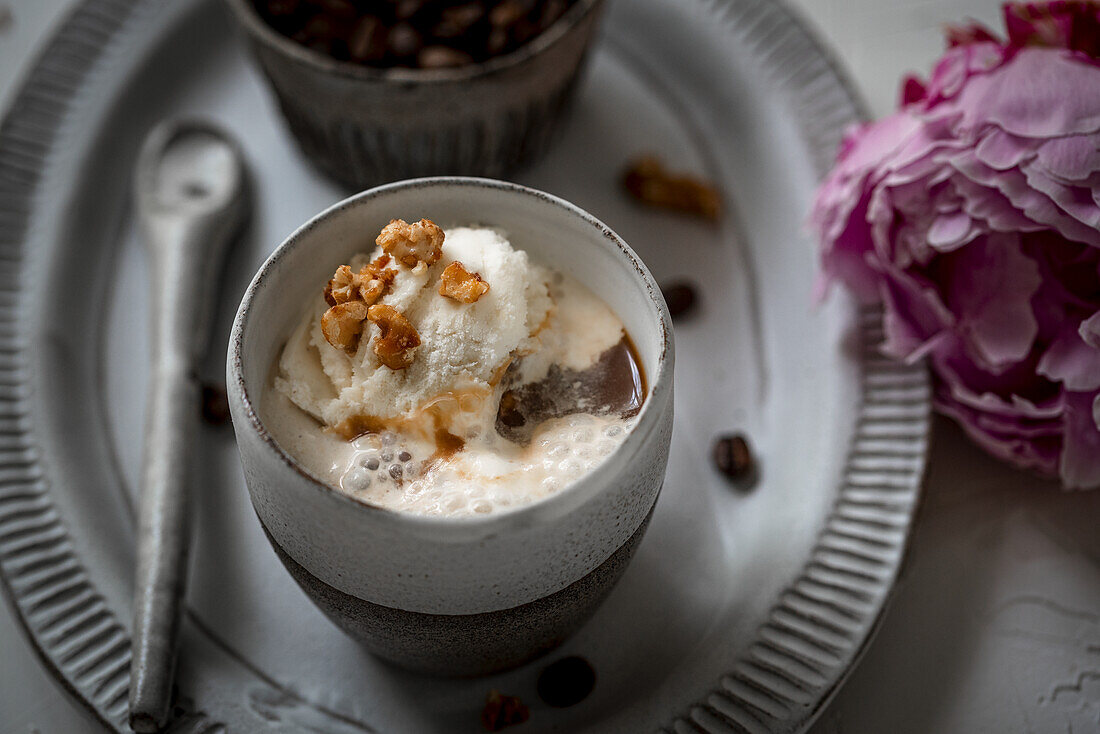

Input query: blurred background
[1,1,1097,732]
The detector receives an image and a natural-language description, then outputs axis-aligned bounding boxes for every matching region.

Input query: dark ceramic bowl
[224,0,605,188]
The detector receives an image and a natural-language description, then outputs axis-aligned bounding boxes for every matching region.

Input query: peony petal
[927,210,979,250]
[941,232,1042,372]
[932,342,1063,420]
[935,384,1061,476]
[974,128,1036,170]
[1021,165,1100,231]
[944,48,1100,138]
[1037,321,1100,391]
[1034,134,1100,182]
[834,113,925,179]
[951,174,1049,233]
[816,191,884,304]
[1081,310,1100,349]
[921,43,1008,109]
[900,75,927,106]
[877,263,955,360]
[951,150,1100,247]
[1060,390,1100,488]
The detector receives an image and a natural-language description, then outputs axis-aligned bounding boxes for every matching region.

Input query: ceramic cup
[227,178,673,675]
[223,0,605,189]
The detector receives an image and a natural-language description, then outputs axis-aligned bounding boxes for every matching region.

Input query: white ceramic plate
[0,0,929,732]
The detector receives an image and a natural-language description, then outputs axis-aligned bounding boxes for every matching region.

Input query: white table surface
[1,1,1098,732]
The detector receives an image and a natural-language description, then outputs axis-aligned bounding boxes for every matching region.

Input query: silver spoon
[129,120,248,733]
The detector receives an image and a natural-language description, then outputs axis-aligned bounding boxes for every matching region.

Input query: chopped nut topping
[325,265,359,306]
[376,218,444,268]
[439,261,490,303]
[320,256,398,353]
[324,255,397,307]
[321,300,369,353]
[622,156,722,220]
[367,304,421,369]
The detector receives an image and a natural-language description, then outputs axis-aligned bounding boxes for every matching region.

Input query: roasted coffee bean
[486,26,508,55]
[419,45,474,68]
[537,656,596,707]
[386,22,423,59]
[661,281,698,319]
[201,384,231,426]
[300,14,336,41]
[509,18,539,45]
[435,2,484,37]
[348,16,386,62]
[318,0,356,19]
[712,434,755,482]
[394,0,426,20]
[539,0,567,27]
[489,0,535,28]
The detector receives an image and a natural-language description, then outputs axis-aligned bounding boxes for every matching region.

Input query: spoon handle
[128,121,247,733]
[130,365,199,732]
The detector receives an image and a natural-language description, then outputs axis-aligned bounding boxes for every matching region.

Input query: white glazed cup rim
[229,177,673,540]
[223,0,604,84]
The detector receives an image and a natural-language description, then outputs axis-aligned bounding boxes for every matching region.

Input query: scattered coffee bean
[537,655,596,707]
[480,690,529,732]
[712,433,755,482]
[661,281,698,320]
[200,384,231,426]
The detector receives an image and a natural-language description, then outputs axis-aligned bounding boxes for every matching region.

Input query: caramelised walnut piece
[481,689,530,732]
[439,261,490,303]
[321,300,369,353]
[367,304,421,369]
[324,255,397,307]
[376,218,445,269]
[622,156,722,221]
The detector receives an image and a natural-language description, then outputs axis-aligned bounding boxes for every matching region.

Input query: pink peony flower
[810,2,1100,488]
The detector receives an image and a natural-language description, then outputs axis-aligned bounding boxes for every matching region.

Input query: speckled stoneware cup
[228,178,673,676]
[223,0,605,189]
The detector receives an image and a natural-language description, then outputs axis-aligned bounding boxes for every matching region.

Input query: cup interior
[224,0,603,83]
[233,177,671,517]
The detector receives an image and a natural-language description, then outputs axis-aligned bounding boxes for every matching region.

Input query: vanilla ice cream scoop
[276,226,559,428]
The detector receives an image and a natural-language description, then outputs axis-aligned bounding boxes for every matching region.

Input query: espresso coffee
[263,221,646,516]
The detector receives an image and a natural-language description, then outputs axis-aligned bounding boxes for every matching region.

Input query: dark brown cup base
[261,501,655,677]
